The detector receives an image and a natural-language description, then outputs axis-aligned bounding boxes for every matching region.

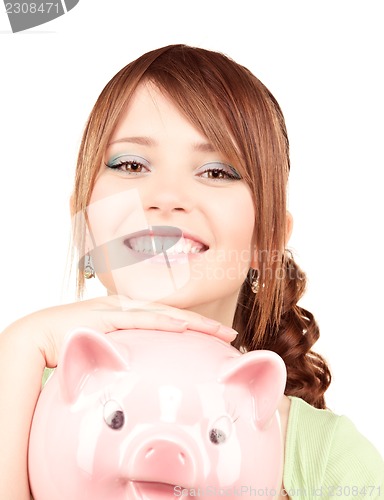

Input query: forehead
[108,82,209,147]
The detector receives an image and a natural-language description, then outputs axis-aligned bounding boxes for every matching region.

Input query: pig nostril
[145,448,155,459]
[143,446,187,465]
[117,477,129,486]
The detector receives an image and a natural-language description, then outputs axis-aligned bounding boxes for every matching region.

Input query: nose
[130,438,197,487]
[141,173,192,215]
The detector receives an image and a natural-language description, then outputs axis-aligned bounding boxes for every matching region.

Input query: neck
[184,291,239,328]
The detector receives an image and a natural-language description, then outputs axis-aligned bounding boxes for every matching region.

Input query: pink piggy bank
[28,328,287,499]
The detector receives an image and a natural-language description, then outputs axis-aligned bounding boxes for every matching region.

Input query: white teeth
[183,242,192,253]
[164,237,179,252]
[174,242,184,253]
[128,236,206,254]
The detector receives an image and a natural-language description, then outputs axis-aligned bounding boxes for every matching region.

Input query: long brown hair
[72,44,331,409]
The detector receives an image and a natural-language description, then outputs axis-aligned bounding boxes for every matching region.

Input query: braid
[232,250,331,409]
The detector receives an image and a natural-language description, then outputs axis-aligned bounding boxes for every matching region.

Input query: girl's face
[87,82,256,321]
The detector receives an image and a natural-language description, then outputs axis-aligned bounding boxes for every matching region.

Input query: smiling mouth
[123,227,209,256]
[85,226,208,273]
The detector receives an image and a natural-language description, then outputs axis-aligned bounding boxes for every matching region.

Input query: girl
[1,44,383,499]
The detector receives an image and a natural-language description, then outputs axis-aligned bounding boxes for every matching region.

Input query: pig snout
[129,436,198,488]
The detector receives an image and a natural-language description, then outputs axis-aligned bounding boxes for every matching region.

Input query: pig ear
[58,328,130,404]
[218,350,286,429]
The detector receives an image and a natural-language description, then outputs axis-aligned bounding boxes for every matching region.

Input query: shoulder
[325,413,384,494]
[284,397,384,498]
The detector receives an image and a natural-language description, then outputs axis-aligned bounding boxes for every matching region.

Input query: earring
[250,269,259,294]
[83,253,95,279]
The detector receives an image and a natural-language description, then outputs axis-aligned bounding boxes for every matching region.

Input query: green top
[284,396,384,499]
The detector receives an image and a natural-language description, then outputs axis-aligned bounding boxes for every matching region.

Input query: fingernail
[169,318,188,327]
[218,325,238,340]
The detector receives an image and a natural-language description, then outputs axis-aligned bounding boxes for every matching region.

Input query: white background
[0,1,383,455]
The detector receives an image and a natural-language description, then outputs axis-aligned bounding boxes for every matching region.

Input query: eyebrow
[108,136,154,147]
[107,136,217,153]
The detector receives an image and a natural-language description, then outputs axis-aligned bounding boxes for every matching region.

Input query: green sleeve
[320,415,384,499]
[284,397,384,499]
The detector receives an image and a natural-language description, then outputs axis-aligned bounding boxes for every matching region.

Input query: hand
[0,297,237,500]
[24,295,238,368]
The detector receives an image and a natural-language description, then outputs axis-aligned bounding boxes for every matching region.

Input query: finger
[145,305,238,342]
[98,296,238,343]
[100,311,188,333]
[207,325,238,343]
[104,310,237,343]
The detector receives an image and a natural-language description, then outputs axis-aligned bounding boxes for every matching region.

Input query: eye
[209,428,226,444]
[208,415,232,445]
[103,400,125,430]
[105,154,150,176]
[196,162,242,182]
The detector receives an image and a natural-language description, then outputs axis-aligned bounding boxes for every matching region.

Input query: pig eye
[209,428,226,444]
[103,400,125,430]
[209,416,232,445]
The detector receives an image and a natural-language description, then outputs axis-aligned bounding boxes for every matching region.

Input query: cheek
[87,176,148,246]
[218,190,255,254]
[190,190,255,285]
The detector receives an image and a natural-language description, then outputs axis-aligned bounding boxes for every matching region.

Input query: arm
[0,297,237,499]
[0,318,45,500]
